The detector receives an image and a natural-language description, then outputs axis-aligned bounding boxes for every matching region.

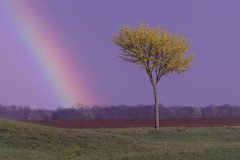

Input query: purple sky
[1,0,240,108]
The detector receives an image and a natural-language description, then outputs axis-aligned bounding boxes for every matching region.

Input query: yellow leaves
[161,31,169,42]
[114,24,194,80]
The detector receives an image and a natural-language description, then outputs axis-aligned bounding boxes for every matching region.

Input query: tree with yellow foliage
[114,24,194,130]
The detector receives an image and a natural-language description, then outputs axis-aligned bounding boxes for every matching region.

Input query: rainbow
[2,1,96,106]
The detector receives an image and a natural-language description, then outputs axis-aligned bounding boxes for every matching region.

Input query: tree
[114,24,194,130]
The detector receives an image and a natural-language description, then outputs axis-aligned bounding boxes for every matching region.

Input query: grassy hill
[1,119,240,160]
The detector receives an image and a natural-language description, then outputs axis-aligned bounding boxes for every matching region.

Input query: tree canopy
[114,24,194,85]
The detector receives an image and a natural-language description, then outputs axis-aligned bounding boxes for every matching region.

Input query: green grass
[1,119,240,160]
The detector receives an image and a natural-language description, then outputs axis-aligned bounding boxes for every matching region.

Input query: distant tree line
[1,104,240,120]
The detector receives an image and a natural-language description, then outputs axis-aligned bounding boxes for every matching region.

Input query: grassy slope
[1,119,240,160]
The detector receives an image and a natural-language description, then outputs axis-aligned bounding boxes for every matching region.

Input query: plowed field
[24,118,240,128]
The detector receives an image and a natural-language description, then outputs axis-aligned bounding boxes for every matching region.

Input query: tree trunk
[152,84,159,130]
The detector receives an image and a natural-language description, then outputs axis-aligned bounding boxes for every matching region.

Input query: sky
[0,0,240,108]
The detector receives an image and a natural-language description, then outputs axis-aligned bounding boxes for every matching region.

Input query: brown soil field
[23,118,240,128]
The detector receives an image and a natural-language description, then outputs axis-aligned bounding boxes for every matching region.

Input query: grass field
[1,119,240,160]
